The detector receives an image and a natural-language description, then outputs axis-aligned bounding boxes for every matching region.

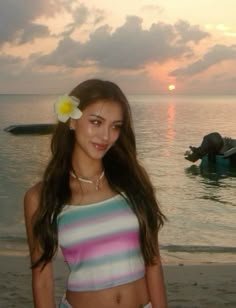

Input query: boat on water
[184,132,236,166]
[4,124,55,135]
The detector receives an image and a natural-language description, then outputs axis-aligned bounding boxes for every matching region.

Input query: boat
[184,132,236,166]
[4,124,55,135]
[200,153,235,167]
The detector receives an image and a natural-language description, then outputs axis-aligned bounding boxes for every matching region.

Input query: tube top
[57,194,145,291]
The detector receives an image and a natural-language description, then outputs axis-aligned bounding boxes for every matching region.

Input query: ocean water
[0,94,236,264]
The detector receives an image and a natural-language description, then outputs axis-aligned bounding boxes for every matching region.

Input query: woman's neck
[71,152,103,178]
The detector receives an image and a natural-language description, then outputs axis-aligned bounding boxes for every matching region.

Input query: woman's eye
[91,120,101,126]
[112,125,122,130]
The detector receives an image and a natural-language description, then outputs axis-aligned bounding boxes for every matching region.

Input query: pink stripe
[68,268,145,290]
[59,209,130,232]
[63,230,139,264]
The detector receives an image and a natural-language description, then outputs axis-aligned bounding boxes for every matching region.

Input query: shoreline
[1,255,236,307]
[1,243,236,265]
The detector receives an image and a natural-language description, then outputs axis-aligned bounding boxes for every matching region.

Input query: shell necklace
[70,170,105,191]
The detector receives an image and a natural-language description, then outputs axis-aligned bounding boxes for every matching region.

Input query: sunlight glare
[168,84,176,91]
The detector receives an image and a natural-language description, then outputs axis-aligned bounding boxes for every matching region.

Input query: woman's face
[71,99,123,161]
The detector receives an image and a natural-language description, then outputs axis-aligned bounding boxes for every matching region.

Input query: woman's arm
[24,183,56,308]
[145,242,168,308]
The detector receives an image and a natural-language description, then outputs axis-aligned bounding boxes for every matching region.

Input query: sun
[168,84,176,91]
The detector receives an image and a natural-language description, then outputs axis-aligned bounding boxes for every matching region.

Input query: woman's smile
[92,142,109,151]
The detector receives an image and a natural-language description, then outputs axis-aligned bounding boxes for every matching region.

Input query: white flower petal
[71,108,83,119]
[58,114,70,123]
[69,96,80,106]
[54,94,81,123]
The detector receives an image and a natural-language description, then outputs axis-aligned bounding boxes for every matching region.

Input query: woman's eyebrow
[89,114,104,120]
[89,114,123,123]
[113,120,123,124]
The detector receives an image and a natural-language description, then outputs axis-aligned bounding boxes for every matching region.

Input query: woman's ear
[69,118,76,130]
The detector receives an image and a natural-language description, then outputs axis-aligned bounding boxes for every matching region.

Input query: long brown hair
[33,79,166,268]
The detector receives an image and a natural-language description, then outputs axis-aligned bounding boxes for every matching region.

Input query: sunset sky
[0,0,235,94]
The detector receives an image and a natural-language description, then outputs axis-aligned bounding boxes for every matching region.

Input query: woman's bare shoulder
[24,182,43,214]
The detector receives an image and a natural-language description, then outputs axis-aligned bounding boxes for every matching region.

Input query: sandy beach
[1,255,235,308]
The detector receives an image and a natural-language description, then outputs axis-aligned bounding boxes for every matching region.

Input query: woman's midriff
[66,277,149,308]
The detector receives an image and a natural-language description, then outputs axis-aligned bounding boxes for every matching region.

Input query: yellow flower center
[59,101,74,114]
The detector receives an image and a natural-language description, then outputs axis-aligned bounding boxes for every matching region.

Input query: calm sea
[0,94,236,264]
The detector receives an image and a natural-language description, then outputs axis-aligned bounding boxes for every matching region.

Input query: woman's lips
[92,143,109,151]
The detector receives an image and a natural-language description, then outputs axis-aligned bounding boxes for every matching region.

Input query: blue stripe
[57,196,131,227]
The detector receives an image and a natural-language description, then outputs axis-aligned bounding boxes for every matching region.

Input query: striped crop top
[57,194,145,291]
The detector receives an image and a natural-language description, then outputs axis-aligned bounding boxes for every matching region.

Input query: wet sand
[1,255,235,307]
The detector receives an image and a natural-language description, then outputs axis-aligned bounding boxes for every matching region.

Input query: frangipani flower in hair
[54,95,82,123]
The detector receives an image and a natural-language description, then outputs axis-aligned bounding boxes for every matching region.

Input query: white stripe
[59,212,139,247]
[69,254,144,285]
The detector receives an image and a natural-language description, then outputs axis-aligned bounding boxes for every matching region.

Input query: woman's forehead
[84,99,123,120]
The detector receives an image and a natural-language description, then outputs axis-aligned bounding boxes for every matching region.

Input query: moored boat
[4,124,55,135]
[185,132,236,166]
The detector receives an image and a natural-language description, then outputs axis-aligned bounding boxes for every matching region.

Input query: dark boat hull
[200,154,236,167]
[4,124,55,135]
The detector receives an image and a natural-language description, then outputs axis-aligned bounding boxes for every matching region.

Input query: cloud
[171,44,236,76]
[0,55,23,78]
[0,0,69,45]
[37,16,209,70]
[59,4,106,37]
[72,4,90,26]
[0,54,22,65]
[0,58,76,93]
[0,3,234,94]
[175,20,210,44]
[216,24,230,31]
[16,24,49,44]
[141,4,164,14]
[225,32,236,37]
[0,54,26,89]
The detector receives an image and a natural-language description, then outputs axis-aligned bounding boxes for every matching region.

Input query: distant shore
[1,255,236,307]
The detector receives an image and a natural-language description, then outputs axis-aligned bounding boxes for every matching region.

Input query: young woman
[24,79,167,308]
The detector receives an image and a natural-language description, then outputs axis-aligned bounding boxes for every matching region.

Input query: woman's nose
[101,125,110,141]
